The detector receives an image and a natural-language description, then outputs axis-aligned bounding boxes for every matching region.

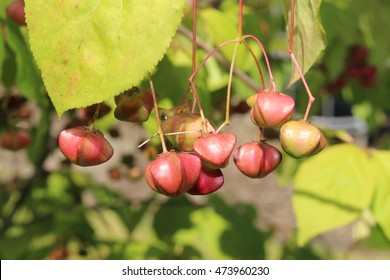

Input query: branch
[178,25,261,92]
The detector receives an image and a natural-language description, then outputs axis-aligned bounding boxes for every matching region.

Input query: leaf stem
[287,0,315,121]
[238,0,244,38]
[148,73,168,153]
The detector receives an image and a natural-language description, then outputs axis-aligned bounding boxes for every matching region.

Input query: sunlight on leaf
[25,0,187,115]
[371,150,390,241]
[293,144,375,245]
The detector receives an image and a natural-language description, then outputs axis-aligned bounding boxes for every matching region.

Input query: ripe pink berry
[145,151,201,196]
[0,129,30,151]
[58,126,114,166]
[187,168,224,195]
[233,141,282,178]
[6,0,26,26]
[193,133,237,170]
[249,91,295,128]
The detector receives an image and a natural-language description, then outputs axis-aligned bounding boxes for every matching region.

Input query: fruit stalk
[243,35,276,91]
[287,0,315,121]
[148,73,168,153]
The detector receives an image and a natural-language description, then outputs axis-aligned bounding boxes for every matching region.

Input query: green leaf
[293,144,375,245]
[4,21,43,103]
[25,0,187,115]
[371,150,390,241]
[0,23,5,79]
[281,0,327,86]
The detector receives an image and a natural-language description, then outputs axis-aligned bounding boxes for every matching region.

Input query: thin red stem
[242,39,265,90]
[290,52,315,121]
[287,0,315,120]
[288,0,295,53]
[243,34,276,91]
[238,0,244,38]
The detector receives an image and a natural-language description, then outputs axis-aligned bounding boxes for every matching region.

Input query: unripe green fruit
[114,87,153,122]
[161,113,215,152]
[279,120,327,158]
[250,91,295,128]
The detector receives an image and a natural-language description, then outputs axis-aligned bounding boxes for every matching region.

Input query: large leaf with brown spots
[25,0,186,115]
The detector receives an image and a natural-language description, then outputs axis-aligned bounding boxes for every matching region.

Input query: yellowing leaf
[25,0,186,115]
[293,144,375,245]
[371,150,390,241]
[281,0,327,86]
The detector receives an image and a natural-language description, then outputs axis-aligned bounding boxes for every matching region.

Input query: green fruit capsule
[280,120,327,158]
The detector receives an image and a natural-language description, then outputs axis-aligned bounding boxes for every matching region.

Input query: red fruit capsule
[233,141,282,178]
[58,126,114,166]
[250,91,295,128]
[0,129,30,151]
[193,133,237,170]
[187,168,224,195]
[145,151,201,196]
[6,0,26,26]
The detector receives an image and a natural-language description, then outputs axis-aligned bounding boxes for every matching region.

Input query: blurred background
[1,0,390,260]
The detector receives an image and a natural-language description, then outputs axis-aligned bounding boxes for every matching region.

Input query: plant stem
[217,40,240,133]
[242,39,265,90]
[243,34,276,91]
[192,0,197,73]
[178,25,260,91]
[148,73,168,153]
[238,0,244,38]
[290,52,315,121]
[287,0,315,121]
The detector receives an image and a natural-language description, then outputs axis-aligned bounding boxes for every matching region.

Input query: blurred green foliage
[1,0,390,260]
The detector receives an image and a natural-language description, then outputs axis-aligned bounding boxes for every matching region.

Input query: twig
[178,25,261,92]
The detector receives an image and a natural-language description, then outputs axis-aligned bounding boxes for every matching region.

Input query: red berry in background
[161,113,215,152]
[358,65,377,87]
[0,129,30,151]
[279,120,327,159]
[145,151,201,196]
[193,133,237,170]
[233,141,282,178]
[187,168,224,195]
[76,103,112,121]
[6,0,26,26]
[346,45,369,67]
[58,126,114,166]
[250,91,295,128]
[114,87,154,122]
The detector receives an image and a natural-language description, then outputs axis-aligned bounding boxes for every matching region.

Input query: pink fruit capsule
[193,133,237,170]
[187,168,224,195]
[0,129,30,151]
[233,141,282,178]
[6,0,26,26]
[58,126,114,166]
[250,91,295,128]
[145,151,201,196]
